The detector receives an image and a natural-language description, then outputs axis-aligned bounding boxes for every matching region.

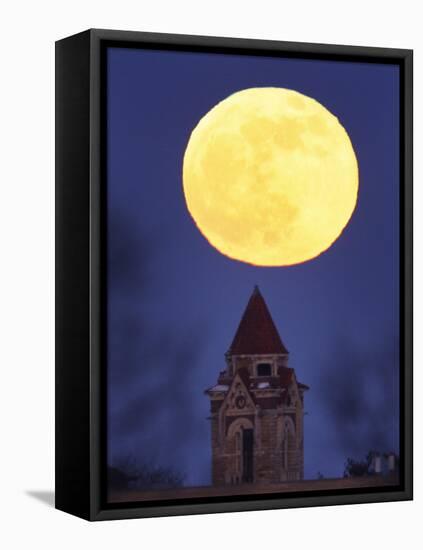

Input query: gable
[220,373,256,416]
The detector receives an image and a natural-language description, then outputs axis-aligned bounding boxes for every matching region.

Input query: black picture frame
[55,28,413,521]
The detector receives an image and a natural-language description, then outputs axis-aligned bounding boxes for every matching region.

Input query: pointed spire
[228,286,289,355]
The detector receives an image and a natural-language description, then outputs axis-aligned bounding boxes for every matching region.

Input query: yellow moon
[182,87,359,266]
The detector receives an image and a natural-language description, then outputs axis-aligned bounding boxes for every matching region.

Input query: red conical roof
[228,286,289,355]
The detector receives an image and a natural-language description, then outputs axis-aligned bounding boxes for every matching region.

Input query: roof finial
[253,284,260,294]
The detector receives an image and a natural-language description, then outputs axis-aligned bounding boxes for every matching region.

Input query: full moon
[182,87,358,266]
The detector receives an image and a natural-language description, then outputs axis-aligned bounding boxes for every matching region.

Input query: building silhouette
[205,286,309,485]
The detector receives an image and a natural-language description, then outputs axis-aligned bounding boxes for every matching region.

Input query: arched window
[283,417,296,471]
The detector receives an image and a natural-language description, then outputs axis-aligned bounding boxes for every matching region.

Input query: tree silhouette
[108,456,186,491]
[343,451,375,478]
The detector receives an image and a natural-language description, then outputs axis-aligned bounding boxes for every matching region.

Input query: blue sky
[106,46,400,484]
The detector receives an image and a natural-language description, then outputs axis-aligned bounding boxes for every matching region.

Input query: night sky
[106,46,400,485]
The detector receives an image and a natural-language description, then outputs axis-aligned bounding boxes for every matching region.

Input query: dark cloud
[317,331,399,461]
[107,208,210,483]
[107,209,158,297]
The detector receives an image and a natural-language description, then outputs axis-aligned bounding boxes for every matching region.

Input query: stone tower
[205,286,309,485]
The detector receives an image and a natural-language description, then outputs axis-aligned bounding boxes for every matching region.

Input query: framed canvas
[55,29,413,521]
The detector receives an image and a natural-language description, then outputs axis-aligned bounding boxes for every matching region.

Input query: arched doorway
[227,418,254,483]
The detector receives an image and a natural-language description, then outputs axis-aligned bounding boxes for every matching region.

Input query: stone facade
[205,287,308,485]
